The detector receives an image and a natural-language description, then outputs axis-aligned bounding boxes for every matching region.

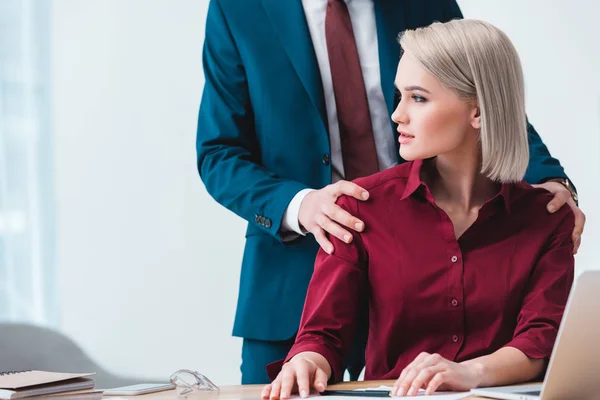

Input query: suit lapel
[374,0,406,160]
[261,0,327,130]
[260,0,407,142]
[374,0,406,117]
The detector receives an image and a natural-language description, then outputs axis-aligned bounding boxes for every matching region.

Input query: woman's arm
[264,195,369,399]
[461,347,545,387]
[392,347,544,396]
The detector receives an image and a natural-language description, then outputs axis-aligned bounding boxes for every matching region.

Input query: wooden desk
[113,380,487,399]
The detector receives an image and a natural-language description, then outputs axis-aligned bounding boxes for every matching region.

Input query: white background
[51,0,600,385]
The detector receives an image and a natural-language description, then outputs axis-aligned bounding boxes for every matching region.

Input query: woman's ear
[470,106,481,129]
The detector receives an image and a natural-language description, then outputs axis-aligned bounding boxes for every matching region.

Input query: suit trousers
[240,310,369,384]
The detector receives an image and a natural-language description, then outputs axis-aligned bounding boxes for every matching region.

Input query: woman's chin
[399,149,421,161]
[400,148,437,162]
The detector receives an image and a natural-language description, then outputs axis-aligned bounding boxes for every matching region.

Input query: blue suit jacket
[197,0,569,342]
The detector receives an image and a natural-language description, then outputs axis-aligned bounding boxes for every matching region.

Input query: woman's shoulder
[508,181,575,234]
[336,163,414,213]
[353,162,413,193]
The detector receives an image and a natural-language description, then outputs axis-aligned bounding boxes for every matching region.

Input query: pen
[320,389,391,397]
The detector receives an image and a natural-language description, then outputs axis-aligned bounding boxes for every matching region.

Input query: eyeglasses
[169,369,219,397]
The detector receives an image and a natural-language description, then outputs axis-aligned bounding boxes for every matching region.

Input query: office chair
[0,322,145,388]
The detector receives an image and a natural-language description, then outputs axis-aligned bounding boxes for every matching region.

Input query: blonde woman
[262,19,576,399]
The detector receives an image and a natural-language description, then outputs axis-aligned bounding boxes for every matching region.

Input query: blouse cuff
[503,336,550,359]
[266,341,342,383]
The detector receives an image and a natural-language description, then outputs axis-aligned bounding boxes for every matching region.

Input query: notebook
[0,371,95,400]
[25,390,103,400]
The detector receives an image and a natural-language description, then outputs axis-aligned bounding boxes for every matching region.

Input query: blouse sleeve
[267,195,369,382]
[503,209,575,359]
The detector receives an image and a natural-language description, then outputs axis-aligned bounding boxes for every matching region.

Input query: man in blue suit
[197,0,585,384]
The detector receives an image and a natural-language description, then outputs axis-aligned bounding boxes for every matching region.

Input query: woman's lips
[398,132,415,145]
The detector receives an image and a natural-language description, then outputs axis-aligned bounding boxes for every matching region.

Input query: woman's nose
[391,101,408,125]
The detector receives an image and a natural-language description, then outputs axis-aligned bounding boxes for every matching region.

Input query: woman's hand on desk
[262,352,331,399]
[392,352,483,396]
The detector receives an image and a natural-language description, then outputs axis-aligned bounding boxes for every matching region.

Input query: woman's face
[391,51,480,161]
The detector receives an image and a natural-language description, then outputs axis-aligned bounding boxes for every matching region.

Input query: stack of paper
[0,371,102,400]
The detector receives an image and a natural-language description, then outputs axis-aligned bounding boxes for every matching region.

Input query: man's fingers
[574,236,581,255]
[564,197,585,254]
[318,214,354,243]
[313,369,328,392]
[573,208,586,236]
[547,190,570,213]
[313,229,334,254]
[333,181,369,201]
[573,234,581,254]
[325,203,364,233]
[571,199,586,232]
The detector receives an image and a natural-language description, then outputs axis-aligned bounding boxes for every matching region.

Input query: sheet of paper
[268,386,471,399]
[307,395,469,399]
[315,385,471,399]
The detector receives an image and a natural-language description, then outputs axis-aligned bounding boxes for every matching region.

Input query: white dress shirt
[281,0,398,236]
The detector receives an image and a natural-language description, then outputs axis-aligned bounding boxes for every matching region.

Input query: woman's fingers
[269,379,282,400]
[261,384,272,399]
[279,369,296,399]
[407,365,445,396]
[425,372,448,395]
[394,353,445,396]
[313,368,328,392]
[295,362,312,398]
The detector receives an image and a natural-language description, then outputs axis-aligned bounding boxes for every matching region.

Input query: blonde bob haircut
[399,19,529,183]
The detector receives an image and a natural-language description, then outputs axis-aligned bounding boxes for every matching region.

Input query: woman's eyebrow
[403,85,431,93]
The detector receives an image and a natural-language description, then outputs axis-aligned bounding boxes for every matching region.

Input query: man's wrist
[281,188,315,235]
[546,178,578,206]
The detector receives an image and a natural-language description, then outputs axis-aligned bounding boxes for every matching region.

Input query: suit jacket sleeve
[197,0,309,241]
[524,120,571,186]
[442,0,463,20]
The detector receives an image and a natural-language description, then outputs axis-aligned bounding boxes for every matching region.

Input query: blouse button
[451,255,458,263]
[452,335,459,343]
[451,298,459,307]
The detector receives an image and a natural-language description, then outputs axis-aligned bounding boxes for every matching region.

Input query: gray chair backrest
[0,323,147,389]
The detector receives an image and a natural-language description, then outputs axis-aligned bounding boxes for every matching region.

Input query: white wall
[51,0,246,384]
[51,0,600,386]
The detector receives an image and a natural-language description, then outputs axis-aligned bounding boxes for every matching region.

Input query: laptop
[470,270,600,400]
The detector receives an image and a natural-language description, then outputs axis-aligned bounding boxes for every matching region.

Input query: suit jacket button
[322,153,330,165]
[265,219,272,228]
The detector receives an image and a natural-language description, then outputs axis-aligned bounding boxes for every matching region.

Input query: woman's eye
[412,95,427,102]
